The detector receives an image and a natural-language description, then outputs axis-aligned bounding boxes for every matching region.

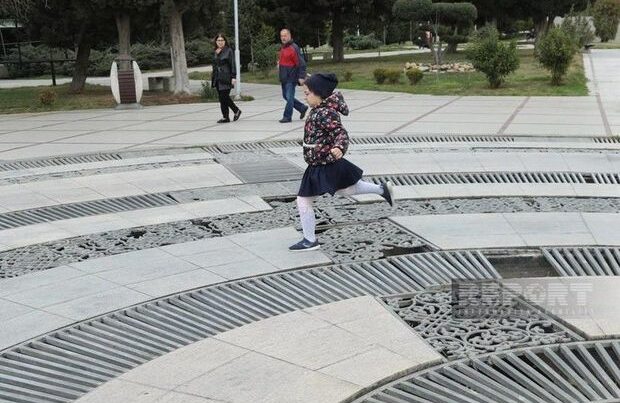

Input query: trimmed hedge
[373,68,402,84]
[536,27,576,85]
[466,26,519,88]
[405,68,424,85]
[593,0,620,42]
[344,33,382,50]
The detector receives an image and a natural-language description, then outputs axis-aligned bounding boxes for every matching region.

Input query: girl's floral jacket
[302,92,350,166]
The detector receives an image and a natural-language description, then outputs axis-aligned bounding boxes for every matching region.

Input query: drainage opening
[485,249,557,278]
[383,244,433,257]
[582,173,595,184]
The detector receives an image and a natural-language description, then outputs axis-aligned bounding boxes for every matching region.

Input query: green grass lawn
[211,49,588,96]
[2,48,589,114]
[0,84,206,114]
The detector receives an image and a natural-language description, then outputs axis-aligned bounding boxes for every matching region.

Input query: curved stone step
[0,250,498,402]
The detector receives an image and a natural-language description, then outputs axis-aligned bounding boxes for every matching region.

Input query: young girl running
[289,73,394,251]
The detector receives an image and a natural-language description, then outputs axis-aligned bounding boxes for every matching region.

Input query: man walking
[278,28,308,123]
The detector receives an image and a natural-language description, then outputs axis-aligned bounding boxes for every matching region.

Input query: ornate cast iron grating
[3,196,620,279]
[0,193,179,231]
[0,251,499,403]
[0,153,122,171]
[356,340,620,403]
[0,159,215,186]
[366,172,618,186]
[543,246,620,276]
[383,287,579,360]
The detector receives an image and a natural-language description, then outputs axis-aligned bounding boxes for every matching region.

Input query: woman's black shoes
[218,111,241,123]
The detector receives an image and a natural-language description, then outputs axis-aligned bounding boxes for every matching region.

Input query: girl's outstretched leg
[289,196,320,251]
[297,196,316,242]
[335,180,394,206]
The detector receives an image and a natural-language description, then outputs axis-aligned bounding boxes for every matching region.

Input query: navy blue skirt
[298,158,363,197]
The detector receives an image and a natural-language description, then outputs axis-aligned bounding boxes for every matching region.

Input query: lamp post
[233,0,241,99]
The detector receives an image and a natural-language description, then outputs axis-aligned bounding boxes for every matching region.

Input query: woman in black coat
[211,34,241,123]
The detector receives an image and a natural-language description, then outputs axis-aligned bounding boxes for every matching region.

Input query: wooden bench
[147,75,174,91]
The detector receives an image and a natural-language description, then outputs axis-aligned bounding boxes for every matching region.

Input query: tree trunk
[0,22,6,58]
[250,35,254,64]
[429,43,439,64]
[115,12,131,69]
[534,18,549,39]
[70,23,91,93]
[331,9,344,62]
[168,4,191,94]
[446,27,458,53]
[431,41,444,65]
[430,24,444,65]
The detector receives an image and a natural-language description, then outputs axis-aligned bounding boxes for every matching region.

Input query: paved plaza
[0,50,620,402]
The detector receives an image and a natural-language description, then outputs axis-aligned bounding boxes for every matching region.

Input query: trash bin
[110,55,143,109]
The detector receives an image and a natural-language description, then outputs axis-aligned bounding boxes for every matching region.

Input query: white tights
[296,180,383,242]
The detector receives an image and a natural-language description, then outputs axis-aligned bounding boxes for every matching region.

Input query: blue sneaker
[289,238,320,251]
[381,181,395,206]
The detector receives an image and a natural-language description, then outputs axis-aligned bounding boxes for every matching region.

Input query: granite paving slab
[503,276,620,338]
[77,297,441,403]
[0,227,331,350]
[390,212,620,249]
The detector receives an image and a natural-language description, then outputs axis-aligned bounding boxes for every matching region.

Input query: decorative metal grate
[0,154,122,171]
[221,159,303,183]
[383,287,579,360]
[590,173,620,184]
[368,172,620,186]
[368,172,592,186]
[356,340,620,403]
[0,159,215,186]
[204,135,517,154]
[3,196,620,279]
[352,135,515,144]
[318,221,432,263]
[0,193,179,231]
[543,247,620,276]
[593,137,620,144]
[214,140,300,153]
[0,251,499,403]
[200,135,620,154]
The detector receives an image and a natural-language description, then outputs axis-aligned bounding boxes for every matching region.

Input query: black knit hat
[305,73,338,99]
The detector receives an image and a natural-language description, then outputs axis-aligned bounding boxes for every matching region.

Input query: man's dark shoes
[279,118,292,123]
[288,238,320,251]
[233,110,242,121]
[300,107,308,120]
[217,118,230,123]
[381,181,395,206]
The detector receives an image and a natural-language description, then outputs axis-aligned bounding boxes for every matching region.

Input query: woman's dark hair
[213,33,229,50]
